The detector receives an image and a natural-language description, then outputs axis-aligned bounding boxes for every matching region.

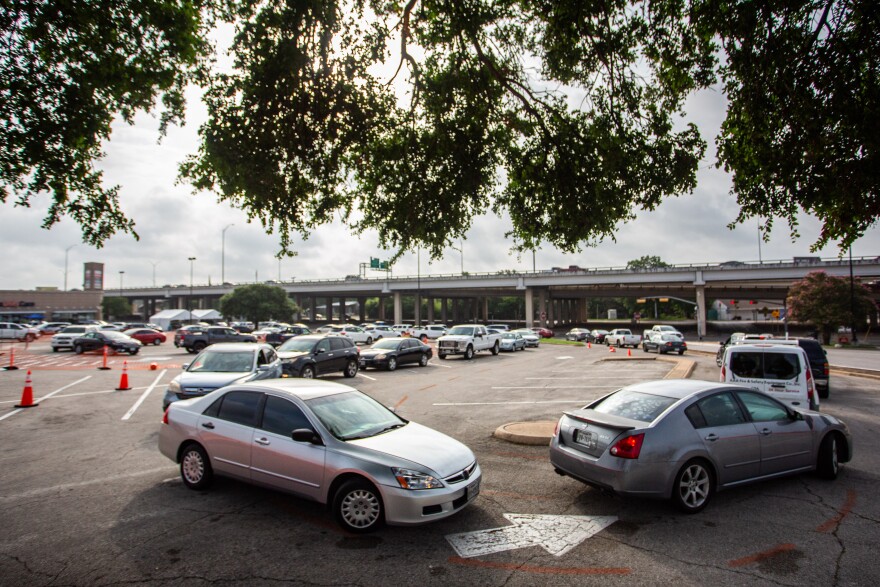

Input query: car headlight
[392,467,444,490]
[167,380,181,393]
[375,353,387,360]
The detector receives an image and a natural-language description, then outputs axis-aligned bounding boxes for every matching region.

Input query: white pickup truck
[604,328,641,348]
[437,325,502,359]
[405,324,448,341]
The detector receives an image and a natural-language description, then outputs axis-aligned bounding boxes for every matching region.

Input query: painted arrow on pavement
[445,513,617,558]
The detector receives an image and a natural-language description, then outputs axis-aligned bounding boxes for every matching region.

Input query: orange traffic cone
[587,342,592,349]
[627,348,632,357]
[15,370,37,408]
[116,361,131,391]
[4,346,18,371]
[609,345,616,353]
[98,345,111,370]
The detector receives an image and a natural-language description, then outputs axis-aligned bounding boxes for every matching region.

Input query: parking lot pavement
[1,342,878,585]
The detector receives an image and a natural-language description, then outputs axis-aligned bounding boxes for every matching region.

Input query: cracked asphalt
[0,341,877,586]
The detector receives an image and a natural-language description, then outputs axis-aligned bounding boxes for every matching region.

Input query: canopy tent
[192,309,223,323]
[148,309,193,331]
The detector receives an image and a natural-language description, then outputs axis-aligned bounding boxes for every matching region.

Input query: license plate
[466,477,480,501]
[574,428,598,449]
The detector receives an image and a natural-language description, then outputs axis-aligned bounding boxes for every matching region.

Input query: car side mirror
[788,410,803,421]
[257,364,270,371]
[291,428,323,445]
[182,363,190,370]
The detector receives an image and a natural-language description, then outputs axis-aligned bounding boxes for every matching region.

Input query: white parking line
[357,372,377,381]
[0,375,92,422]
[434,400,588,406]
[491,385,621,390]
[0,466,174,503]
[122,370,167,420]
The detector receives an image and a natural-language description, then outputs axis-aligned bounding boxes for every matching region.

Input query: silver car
[499,332,526,351]
[162,343,282,411]
[550,379,852,513]
[159,379,481,532]
[511,328,540,347]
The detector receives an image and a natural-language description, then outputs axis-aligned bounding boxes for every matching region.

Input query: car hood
[359,348,392,358]
[351,422,475,478]
[438,335,472,342]
[277,350,309,360]
[175,371,253,388]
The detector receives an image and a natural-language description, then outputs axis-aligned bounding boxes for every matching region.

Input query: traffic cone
[15,370,37,408]
[4,346,19,371]
[609,346,616,353]
[627,348,632,357]
[98,345,111,370]
[587,342,592,349]
[116,361,131,391]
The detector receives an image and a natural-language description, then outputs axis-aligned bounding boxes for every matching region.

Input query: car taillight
[823,361,829,376]
[609,433,644,459]
[665,342,672,347]
[553,418,561,437]
[720,365,726,381]
[162,408,169,425]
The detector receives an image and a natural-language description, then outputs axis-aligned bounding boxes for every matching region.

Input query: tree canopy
[786,271,874,344]
[218,284,297,325]
[626,256,671,270]
[2,0,877,254]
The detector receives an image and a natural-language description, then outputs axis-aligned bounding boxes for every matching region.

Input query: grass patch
[543,338,585,347]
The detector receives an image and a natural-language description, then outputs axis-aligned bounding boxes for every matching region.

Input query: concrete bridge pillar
[525,288,534,328]
[695,279,707,340]
[393,292,402,325]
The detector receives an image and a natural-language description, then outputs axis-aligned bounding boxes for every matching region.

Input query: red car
[535,327,554,338]
[124,328,166,345]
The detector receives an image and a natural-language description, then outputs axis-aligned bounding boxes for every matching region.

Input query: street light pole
[221,224,234,284]
[150,261,160,287]
[119,271,124,297]
[188,257,196,323]
[64,244,77,291]
[849,246,857,344]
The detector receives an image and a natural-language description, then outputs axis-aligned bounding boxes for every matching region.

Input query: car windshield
[278,338,318,352]
[188,351,255,373]
[502,333,517,339]
[371,339,401,350]
[513,329,534,335]
[448,327,475,336]
[307,391,406,441]
[102,331,130,340]
[590,389,677,423]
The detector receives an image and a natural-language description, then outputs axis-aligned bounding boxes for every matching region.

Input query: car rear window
[730,351,800,380]
[590,390,677,423]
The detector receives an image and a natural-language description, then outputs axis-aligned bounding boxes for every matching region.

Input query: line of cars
[47,322,168,353]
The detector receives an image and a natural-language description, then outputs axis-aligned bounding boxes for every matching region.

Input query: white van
[720,343,819,411]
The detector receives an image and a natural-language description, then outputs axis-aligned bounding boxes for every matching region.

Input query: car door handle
[201,422,214,429]
[760,428,772,436]
[254,437,270,446]
[704,433,719,442]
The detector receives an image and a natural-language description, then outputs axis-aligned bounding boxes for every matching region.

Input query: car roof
[238,378,356,400]
[622,379,735,400]
[199,342,270,352]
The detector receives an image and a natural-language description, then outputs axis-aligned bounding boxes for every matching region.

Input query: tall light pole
[757,222,763,264]
[849,245,857,344]
[188,257,196,323]
[150,261,160,287]
[450,239,464,274]
[221,224,234,284]
[118,271,124,297]
[64,244,77,291]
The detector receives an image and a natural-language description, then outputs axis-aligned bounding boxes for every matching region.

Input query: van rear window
[730,351,800,380]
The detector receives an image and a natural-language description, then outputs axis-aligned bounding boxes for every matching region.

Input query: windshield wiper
[343,423,406,441]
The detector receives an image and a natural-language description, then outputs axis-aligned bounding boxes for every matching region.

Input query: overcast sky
[2,42,878,292]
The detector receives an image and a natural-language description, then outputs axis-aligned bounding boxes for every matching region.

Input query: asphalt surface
[1,338,877,586]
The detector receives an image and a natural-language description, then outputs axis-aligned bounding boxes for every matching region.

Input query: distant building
[0,263,104,322]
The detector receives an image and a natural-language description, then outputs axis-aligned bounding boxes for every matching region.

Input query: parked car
[406,324,448,341]
[38,322,71,335]
[265,324,312,347]
[565,328,590,342]
[535,327,554,338]
[50,325,99,351]
[72,331,143,355]
[605,328,641,347]
[550,379,851,513]
[437,325,502,359]
[642,333,687,355]
[161,342,282,411]
[180,326,258,353]
[511,328,540,347]
[328,325,373,345]
[159,379,481,532]
[756,338,830,399]
[276,334,360,379]
[720,343,819,411]
[173,324,208,347]
[486,324,510,332]
[0,322,40,342]
[499,332,527,351]
[588,329,609,343]
[358,337,432,370]
[715,332,747,366]
[124,328,167,345]
[650,325,684,339]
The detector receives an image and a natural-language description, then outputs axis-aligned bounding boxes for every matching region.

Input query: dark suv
[795,338,830,398]
[276,334,359,378]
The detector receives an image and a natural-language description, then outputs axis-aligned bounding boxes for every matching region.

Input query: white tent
[192,309,223,323]
[148,309,193,331]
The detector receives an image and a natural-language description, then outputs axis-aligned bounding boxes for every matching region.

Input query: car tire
[439,353,448,360]
[672,459,714,514]
[180,443,213,490]
[366,337,373,345]
[819,386,829,400]
[129,349,138,355]
[491,341,499,355]
[333,478,384,533]
[344,359,358,378]
[301,365,315,379]
[817,433,840,480]
[678,350,685,355]
[74,345,83,355]
[153,339,162,345]
[642,344,648,352]
[419,354,428,367]
[464,345,474,360]
[193,342,207,352]
[387,357,397,371]
[52,347,59,353]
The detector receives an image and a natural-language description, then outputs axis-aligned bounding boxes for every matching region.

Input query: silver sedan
[550,379,852,513]
[159,379,481,532]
